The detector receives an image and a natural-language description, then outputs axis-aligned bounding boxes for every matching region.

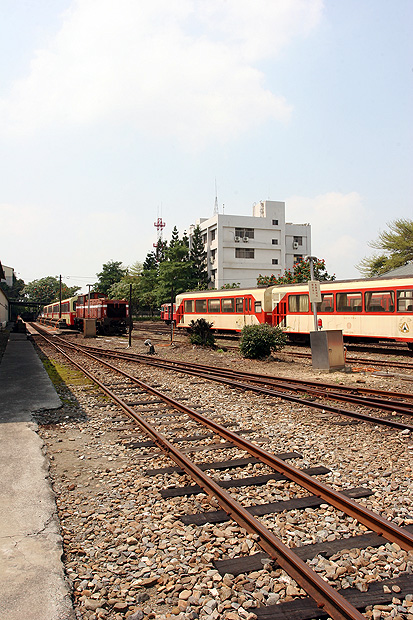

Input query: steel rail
[36,335,369,620]
[41,332,413,402]
[56,340,413,431]
[37,331,413,552]
[70,340,413,404]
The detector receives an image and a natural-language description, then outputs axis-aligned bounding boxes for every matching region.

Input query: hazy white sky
[1,0,412,291]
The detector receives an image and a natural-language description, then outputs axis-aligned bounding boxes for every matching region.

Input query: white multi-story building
[192,200,311,289]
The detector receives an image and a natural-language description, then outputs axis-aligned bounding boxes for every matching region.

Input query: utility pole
[87,284,92,318]
[128,283,133,348]
[59,275,62,318]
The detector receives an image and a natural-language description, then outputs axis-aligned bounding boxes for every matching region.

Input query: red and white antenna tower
[153,216,166,249]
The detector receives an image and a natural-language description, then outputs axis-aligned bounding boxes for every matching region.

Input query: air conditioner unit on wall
[234,236,240,242]
[243,237,249,242]
[210,256,214,263]
[293,241,299,249]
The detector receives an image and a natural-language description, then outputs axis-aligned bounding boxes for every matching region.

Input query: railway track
[38,332,413,432]
[31,325,413,620]
[131,323,413,372]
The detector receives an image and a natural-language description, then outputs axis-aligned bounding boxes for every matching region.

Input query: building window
[210,229,216,241]
[272,259,278,265]
[235,227,254,239]
[293,255,303,264]
[202,234,207,244]
[293,236,303,245]
[272,239,278,245]
[235,248,254,259]
[272,219,278,225]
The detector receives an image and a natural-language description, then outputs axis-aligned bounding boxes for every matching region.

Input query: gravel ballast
[32,333,413,620]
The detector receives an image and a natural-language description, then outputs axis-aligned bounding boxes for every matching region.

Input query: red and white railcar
[40,295,77,327]
[172,276,413,348]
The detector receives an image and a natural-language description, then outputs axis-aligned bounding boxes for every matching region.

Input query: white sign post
[306,257,321,331]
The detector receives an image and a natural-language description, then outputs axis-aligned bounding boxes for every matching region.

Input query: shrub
[188,318,215,347]
[240,323,287,359]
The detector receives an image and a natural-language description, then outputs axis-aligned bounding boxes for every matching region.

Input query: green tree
[157,230,192,304]
[356,218,413,277]
[0,274,25,300]
[95,260,127,295]
[24,277,79,304]
[189,225,209,289]
[108,262,143,317]
[257,258,335,287]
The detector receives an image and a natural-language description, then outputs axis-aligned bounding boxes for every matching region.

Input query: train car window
[208,299,221,312]
[365,291,394,312]
[184,300,194,312]
[336,292,362,312]
[236,298,244,313]
[288,294,309,313]
[248,298,252,312]
[317,293,334,312]
[53,304,59,313]
[254,301,262,313]
[397,290,413,312]
[222,298,235,313]
[195,299,207,313]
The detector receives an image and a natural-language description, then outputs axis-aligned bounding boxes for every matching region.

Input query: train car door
[272,295,287,327]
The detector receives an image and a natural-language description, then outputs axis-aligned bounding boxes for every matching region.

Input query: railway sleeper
[145,452,302,476]
[214,524,413,576]
[253,573,413,620]
[161,466,331,497]
[180,486,373,525]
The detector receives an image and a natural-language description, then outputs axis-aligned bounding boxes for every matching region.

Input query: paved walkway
[0,331,75,620]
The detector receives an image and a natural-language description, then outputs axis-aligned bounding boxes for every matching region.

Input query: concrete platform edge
[0,333,75,620]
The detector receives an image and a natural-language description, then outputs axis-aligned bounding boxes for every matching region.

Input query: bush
[188,318,215,347]
[239,323,287,359]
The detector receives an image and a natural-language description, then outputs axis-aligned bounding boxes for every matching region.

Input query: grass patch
[41,358,95,389]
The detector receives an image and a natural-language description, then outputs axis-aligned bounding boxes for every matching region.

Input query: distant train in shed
[40,292,128,335]
[162,276,413,349]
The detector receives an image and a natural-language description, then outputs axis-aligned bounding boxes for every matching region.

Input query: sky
[1,0,412,293]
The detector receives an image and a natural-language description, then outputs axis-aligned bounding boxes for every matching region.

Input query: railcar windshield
[107,304,126,318]
[397,290,413,312]
[365,290,394,312]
